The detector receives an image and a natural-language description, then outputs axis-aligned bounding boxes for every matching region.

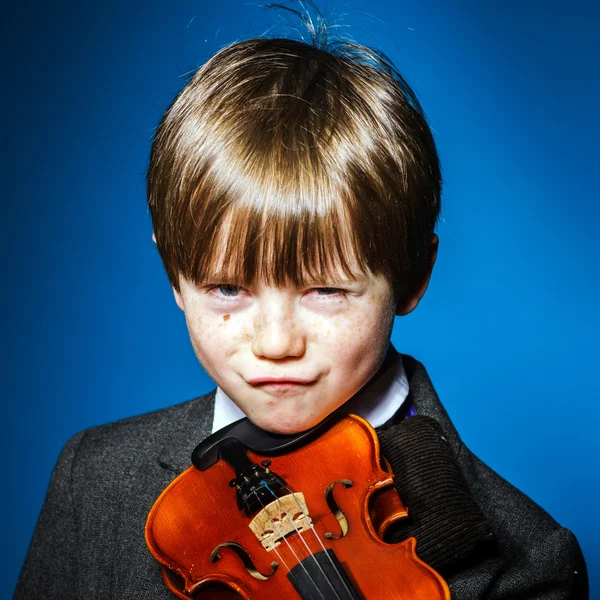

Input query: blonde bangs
[175,144,376,288]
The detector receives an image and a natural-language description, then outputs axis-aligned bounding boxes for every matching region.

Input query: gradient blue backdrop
[5,0,599,597]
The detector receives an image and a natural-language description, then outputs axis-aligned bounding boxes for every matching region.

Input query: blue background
[4,0,599,597]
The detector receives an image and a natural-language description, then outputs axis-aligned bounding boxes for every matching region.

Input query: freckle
[223,314,230,322]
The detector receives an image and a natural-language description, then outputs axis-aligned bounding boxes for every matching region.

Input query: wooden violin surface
[146,414,450,599]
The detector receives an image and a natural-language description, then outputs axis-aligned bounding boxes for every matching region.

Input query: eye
[217,284,242,297]
[307,287,350,300]
[314,287,344,296]
[206,284,245,298]
[302,286,348,309]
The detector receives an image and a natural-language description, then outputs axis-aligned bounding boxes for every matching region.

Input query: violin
[145,413,450,599]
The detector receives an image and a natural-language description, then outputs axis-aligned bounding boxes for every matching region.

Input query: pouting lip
[246,376,316,385]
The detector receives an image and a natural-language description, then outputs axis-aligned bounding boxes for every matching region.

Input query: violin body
[146,414,450,599]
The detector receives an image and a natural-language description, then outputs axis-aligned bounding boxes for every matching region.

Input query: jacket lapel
[156,390,217,475]
[400,354,463,455]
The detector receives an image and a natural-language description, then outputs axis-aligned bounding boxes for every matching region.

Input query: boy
[15,28,588,600]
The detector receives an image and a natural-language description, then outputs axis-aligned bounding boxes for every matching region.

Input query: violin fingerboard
[287,549,361,600]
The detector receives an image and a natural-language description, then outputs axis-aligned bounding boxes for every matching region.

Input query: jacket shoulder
[62,390,217,512]
[73,391,214,461]
[450,444,588,599]
[399,354,587,598]
[82,391,214,441]
[14,393,216,600]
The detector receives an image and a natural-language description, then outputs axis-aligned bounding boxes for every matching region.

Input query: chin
[255,414,320,436]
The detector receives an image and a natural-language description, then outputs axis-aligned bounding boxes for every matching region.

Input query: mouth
[246,377,316,393]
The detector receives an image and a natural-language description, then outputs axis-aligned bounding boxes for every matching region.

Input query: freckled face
[173,271,397,434]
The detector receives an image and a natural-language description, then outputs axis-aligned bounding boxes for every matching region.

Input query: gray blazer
[14,355,588,599]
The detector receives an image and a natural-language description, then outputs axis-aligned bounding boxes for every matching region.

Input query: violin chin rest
[192,412,336,471]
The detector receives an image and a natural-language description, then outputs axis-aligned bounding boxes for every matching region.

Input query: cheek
[319,296,394,364]
[185,311,238,363]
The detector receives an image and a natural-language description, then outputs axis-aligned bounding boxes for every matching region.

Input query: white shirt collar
[211,346,408,433]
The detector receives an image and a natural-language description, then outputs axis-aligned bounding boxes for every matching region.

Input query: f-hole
[323,479,353,540]
[210,541,278,580]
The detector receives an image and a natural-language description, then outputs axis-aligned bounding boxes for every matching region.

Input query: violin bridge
[249,492,312,552]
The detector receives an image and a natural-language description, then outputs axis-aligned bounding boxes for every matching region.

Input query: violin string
[249,485,333,600]
[261,482,347,600]
[263,525,293,573]
[281,482,355,600]
[249,486,329,600]
[257,493,333,600]
[259,530,317,600]
[248,493,293,574]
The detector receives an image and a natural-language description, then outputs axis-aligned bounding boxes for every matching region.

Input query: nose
[251,298,306,360]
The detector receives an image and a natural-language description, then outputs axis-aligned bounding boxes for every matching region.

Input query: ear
[172,286,185,312]
[396,234,439,316]
[154,232,184,311]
